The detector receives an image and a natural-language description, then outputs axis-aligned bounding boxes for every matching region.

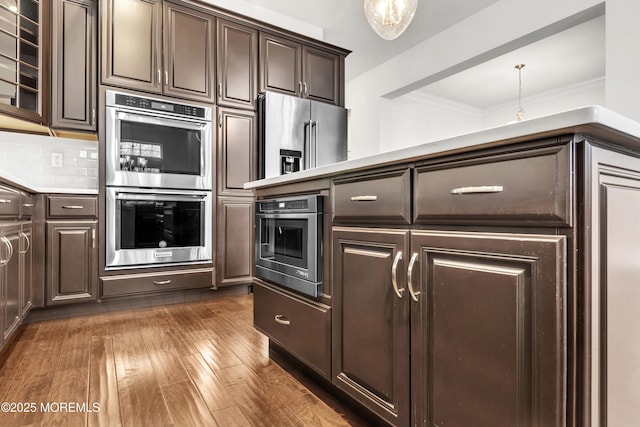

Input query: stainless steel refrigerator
[258,91,347,179]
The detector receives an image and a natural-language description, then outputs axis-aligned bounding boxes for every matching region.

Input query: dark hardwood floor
[0,294,373,426]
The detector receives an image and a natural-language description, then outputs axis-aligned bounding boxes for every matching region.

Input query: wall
[0,132,98,190]
[346,0,604,158]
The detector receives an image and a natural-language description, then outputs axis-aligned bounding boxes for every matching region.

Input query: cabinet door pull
[391,251,404,298]
[61,205,84,209]
[165,70,169,86]
[350,195,377,202]
[92,229,96,249]
[218,113,222,128]
[303,82,308,96]
[218,83,222,97]
[407,253,420,302]
[153,279,172,285]
[298,81,302,95]
[274,314,291,325]
[19,231,30,254]
[0,236,13,266]
[450,185,504,195]
[158,69,161,85]
[0,199,12,204]
[92,108,96,126]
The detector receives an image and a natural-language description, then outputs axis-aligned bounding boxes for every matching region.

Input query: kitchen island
[246,105,640,427]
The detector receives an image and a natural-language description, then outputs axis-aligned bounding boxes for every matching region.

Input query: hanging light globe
[364,0,418,40]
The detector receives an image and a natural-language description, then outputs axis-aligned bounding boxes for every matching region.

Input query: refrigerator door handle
[311,120,319,169]
[303,121,311,170]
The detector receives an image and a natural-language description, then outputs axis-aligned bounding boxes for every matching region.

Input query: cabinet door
[101,0,161,93]
[217,19,258,109]
[46,221,97,305]
[163,1,215,102]
[409,230,566,427]
[332,227,410,427]
[216,197,253,287]
[19,224,32,317]
[51,0,97,131]
[217,107,256,196]
[1,226,21,342]
[259,33,301,97]
[302,46,341,106]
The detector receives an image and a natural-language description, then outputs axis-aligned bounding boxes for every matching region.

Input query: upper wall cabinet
[101,0,215,103]
[0,0,44,122]
[51,0,97,131]
[259,33,344,106]
[216,19,257,110]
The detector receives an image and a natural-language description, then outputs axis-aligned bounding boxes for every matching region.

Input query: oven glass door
[106,108,212,190]
[259,217,308,269]
[119,199,203,250]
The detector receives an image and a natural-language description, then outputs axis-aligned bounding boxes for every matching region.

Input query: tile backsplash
[0,131,98,190]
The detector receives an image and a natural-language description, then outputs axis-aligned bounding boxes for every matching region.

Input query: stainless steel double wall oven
[104,90,213,269]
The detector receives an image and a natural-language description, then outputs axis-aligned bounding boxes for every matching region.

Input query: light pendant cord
[515,64,525,121]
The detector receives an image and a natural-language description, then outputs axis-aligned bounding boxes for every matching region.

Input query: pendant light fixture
[364,0,418,40]
[515,64,525,121]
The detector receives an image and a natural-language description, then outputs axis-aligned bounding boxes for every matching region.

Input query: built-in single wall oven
[104,90,213,269]
[255,195,322,298]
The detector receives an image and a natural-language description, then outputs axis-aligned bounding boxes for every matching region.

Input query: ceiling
[226,0,605,108]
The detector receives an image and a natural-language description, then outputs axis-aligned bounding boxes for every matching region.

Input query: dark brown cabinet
[51,0,97,131]
[216,197,253,287]
[409,230,565,427]
[0,0,45,122]
[217,107,256,196]
[1,225,21,344]
[19,224,32,317]
[101,0,215,102]
[45,194,98,305]
[332,227,411,427]
[46,221,97,305]
[217,19,258,110]
[259,33,343,106]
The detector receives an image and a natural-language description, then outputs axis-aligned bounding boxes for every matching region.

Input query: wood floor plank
[161,380,218,427]
[180,352,236,413]
[88,330,122,427]
[41,367,89,427]
[57,316,93,372]
[212,405,253,427]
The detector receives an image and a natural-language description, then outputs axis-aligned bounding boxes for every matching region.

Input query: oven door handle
[115,192,208,202]
[115,111,209,130]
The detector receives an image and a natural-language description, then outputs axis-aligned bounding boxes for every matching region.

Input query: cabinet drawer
[254,282,331,379]
[414,144,572,226]
[333,169,411,224]
[20,192,34,217]
[48,195,97,218]
[0,185,21,218]
[101,268,214,298]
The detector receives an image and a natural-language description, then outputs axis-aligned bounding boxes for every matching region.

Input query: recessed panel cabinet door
[259,33,301,97]
[217,107,256,196]
[163,2,215,102]
[216,197,253,287]
[1,227,21,343]
[51,0,97,131]
[332,227,410,427]
[101,0,161,92]
[20,224,32,317]
[302,46,341,105]
[217,19,257,109]
[409,230,566,427]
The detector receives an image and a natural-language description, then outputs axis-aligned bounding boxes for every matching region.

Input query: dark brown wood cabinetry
[332,227,411,427]
[260,33,343,106]
[217,107,256,196]
[217,19,258,110]
[51,0,97,131]
[45,195,97,305]
[19,224,32,317]
[1,225,21,344]
[216,197,253,287]
[101,0,215,102]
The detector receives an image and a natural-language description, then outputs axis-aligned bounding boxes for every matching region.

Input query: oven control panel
[257,195,323,214]
[114,93,206,118]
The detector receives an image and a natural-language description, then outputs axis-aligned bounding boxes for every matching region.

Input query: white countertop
[245,105,640,190]
[0,170,98,194]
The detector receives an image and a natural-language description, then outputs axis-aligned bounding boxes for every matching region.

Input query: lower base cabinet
[1,225,22,344]
[216,197,254,286]
[253,281,331,379]
[46,221,97,305]
[333,227,566,427]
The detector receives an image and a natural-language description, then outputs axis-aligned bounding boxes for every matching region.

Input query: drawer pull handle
[274,314,291,326]
[22,203,34,207]
[61,205,84,209]
[407,253,420,302]
[350,195,378,202]
[0,199,12,204]
[450,185,504,195]
[153,280,172,286]
[391,251,404,298]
